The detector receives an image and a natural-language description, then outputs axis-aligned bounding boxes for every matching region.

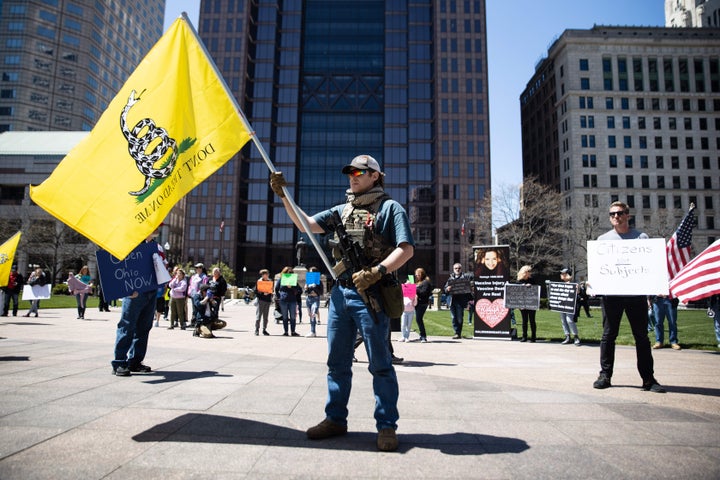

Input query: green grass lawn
[419,306,719,351]
[15,295,102,310]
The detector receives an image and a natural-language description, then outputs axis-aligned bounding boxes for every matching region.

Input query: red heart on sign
[475,299,508,328]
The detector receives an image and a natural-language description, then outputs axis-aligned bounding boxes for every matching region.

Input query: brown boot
[306,419,347,440]
[377,428,398,451]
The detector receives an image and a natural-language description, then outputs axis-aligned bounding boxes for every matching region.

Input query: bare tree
[23,219,94,285]
[562,202,606,280]
[492,177,565,276]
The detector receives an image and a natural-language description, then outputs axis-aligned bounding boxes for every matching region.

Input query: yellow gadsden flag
[30,17,253,259]
[0,231,21,288]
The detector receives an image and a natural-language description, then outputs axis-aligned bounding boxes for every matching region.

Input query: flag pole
[179,13,337,279]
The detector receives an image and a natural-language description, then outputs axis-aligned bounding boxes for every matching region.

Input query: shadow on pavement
[0,356,30,361]
[132,413,529,455]
[140,370,233,384]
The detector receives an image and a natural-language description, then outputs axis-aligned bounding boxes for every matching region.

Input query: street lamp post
[242,266,247,287]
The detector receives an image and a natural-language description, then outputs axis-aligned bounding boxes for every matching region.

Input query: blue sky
[164,0,665,192]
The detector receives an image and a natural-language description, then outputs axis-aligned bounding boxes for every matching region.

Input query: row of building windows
[577,95,719,112]
[582,173,717,198]
[578,134,719,150]
[579,115,720,131]
[574,56,720,93]
[580,154,719,171]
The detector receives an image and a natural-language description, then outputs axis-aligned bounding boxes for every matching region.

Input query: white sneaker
[398,337,405,342]
[305,332,316,337]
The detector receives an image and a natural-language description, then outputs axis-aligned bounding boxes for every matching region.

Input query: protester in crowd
[112,232,167,376]
[70,265,93,319]
[400,285,416,342]
[187,263,208,325]
[558,268,581,346]
[275,266,302,336]
[651,295,681,350]
[414,267,432,343]
[270,153,413,452]
[168,268,188,330]
[208,267,228,323]
[194,283,217,338]
[709,294,720,348]
[97,280,111,313]
[1,265,24,317]
[153,286,166,328]
[23,267,47,317]
[304,266,323,337]
[593,201,665,393]
[517,265,537,343]
[443,263,473,339]
[254,268,273,336]
[578,280,592,318]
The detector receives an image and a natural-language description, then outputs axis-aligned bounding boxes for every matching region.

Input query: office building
[521,26,720,276]
[0,0,165,132]
[187,0,491,285]
[666,0,720,27]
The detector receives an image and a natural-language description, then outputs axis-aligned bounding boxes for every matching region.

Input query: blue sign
[96,242,159,301]
[305,271,321,286]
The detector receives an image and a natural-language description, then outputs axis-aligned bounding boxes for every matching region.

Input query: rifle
[327,210,383,322]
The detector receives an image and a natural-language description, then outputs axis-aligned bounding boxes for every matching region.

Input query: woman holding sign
[254,269,273,336]
[517,265,537,342]
[275,266,302,336]
[305,266,324,337]
[70,266,93,319]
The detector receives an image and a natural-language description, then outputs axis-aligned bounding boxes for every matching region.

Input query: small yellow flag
[0,231,21,288]
[30,17,252,259]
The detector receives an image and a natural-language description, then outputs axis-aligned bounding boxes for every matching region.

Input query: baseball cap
[194,263,204,268]
[560,268,571,275]
[341,154,382,174]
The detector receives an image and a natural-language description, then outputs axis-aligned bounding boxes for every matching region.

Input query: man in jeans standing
[443,263,473,339]
[270,154,414,452]
[593,201,665,393]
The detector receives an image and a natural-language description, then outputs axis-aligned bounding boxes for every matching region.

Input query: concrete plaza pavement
[0,300,719,479]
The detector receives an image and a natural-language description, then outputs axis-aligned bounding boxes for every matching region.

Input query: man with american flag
[650,204,696,351]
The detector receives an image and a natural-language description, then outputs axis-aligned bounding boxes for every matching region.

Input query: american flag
[219,219,225,233]
[666,205,696,280]
[461,219,466,236]
[669,239,720,303]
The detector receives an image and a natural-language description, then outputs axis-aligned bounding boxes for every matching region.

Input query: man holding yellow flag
[29,16,253,261]
[0,232,22,317]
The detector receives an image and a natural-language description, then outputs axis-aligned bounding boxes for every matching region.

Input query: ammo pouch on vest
[379,274,404,318]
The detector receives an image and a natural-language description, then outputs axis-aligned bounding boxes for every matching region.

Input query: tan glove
[270,172,287,198]
[352,267,383,293]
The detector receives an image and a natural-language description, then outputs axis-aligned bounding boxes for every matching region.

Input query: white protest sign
[587,238,668,296]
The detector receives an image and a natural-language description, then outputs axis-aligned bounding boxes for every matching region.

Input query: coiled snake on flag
[121,89,178,196]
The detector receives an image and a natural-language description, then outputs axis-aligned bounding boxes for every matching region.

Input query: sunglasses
[608,211,628,217]
[347,169,368,177]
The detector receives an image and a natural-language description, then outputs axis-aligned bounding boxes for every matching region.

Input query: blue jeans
[306,296,320,334]
[279,300,297,334]
[653,297,678,345]
[449,299,465,336]
[2,291,19,315]
[112,289,156,370]
[325,284,398,431]
[711,300,720,344]
[560,312,578,336]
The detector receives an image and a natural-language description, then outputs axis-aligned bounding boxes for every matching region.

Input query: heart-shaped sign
[475,298,508,328]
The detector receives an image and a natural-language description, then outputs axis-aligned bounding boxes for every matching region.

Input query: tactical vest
[333,198,394,267]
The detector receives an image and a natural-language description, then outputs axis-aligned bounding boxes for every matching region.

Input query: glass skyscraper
[188,0,490,286]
